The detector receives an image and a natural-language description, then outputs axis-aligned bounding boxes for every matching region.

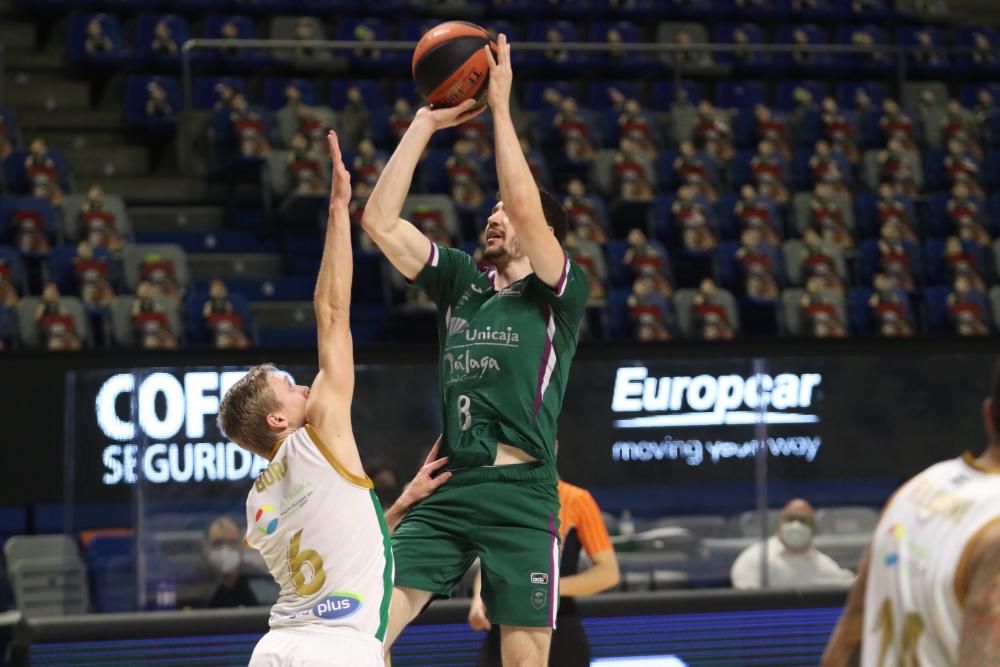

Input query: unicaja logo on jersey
[255,505,279,535]
[312,593,362,620]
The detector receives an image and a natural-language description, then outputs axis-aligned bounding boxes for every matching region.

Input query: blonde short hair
[218,364,281,458]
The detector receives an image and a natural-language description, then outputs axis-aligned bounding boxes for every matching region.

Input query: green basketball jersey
[412,243,588,469]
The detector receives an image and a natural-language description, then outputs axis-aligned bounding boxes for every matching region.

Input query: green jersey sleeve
[538,254,589,329]
[411,243,483,307]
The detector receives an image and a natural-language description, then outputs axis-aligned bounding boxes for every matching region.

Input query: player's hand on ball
[327,130,351,207]
[484,32,512,113]
[467,597,492,632]
[414,99,485,132]
[398,435,452,509]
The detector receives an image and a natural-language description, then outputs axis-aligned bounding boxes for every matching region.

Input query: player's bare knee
[499,626,552,666]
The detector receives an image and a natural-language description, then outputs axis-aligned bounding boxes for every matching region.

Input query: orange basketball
[412,21,497,108]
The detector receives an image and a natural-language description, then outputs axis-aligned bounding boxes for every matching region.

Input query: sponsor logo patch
[312,593,362,620]
[530,572,549,585]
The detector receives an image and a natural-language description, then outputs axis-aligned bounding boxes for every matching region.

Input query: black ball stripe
[414,34,489,98]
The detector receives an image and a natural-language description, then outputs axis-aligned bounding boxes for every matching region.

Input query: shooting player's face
[484,201,523,264]
[267,373,309,431]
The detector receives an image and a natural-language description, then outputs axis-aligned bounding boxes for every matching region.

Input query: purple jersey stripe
[548,512,559,629]
[555,256,570,297]
[532,305,556,418]
[427,242,439,268]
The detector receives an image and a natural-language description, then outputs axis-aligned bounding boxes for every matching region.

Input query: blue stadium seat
[135,14,191,66]
[953,28,1000,74]
[651,80,704,109]
[713,23,770,68]
[263,78,318,110]
[67,12,130,65]
[192,76,248,110]
[787,0,846,21]
[0,245,28,295]
[587,81,643,111]
[858,239,924,287]
[84,534,137,613]
[773,23,834,70]
[774,80,828,112]
[329,79,387,110]
[716,81,767,110]
[589,21,652,70]
[202,15,271,66]
[521,80,579,112]
[184,290,255,346]
[124,75,181,130]
[333,18,402,68]
[398,18,437,42]
[0,196,60,248]
[922,149,947,192]
[924,284,993,334]
[0,106,21,156]
[895,26,950,73]
[835,25,891,74]
[48,243,117,296]
[524,21,594,70]
[849,0,894,19]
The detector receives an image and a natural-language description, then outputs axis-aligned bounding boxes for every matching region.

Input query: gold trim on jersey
[305,423,374,489]
[962,451,1000,474]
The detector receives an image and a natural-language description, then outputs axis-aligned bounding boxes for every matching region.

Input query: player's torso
[438,272,569,466]
[245,427,391,640]
[862,456,1000,667]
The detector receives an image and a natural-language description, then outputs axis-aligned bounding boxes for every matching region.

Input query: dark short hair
[538,190,569,245]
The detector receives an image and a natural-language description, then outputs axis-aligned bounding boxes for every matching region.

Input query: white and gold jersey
[245,425,393,643]
[862,454,1000,667]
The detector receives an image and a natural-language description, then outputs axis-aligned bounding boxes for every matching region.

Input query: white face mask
[780,520,814,551]
[208,546,242,574]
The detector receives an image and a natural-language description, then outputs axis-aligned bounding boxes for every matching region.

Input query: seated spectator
[628,275,672,342]
[623,228,672,294]
[730,499,855,590]
[880,99,916,150]
[145,81,173,119]
[750,140,789,204]
[942,99,979,156]
[338,84,370,149]
[151,19,178,57]
[388,98,414,146]
[213,81,238,113]
[734,185,781,245]
[543,26,570,64]
[947,275,991,336]
[565,231,607,304]
[519,135,549,192]
[947,182,991,247]
[674,185,717,252]
[563,179,607,244]
[736,228,780,301]
[692,278,735,340]
[73,241,114,308]
[219,20,244,59]
[287,133,326,196]
[801,276,848,337]
[202,516,258,608]
[614,137,654,201]
[694,101,733,158]
[878,224,916,291]
[23,138,64,205]
[292,17,318,59]
[0,109,14,161]
[410,206,453,249]
[913,30,944,67]
[943,138,984,198]
[445,139,486,210]
[84,16,113,55]
[457,113,493,162]
[0,259,19,307]
[801,229,846,294]
[617,99,658,161]
[809,183,853,250]
[808,140,848,194]
[202,279,250,349]
[791,28,817,66]
[674,140,717,202]
[944,235,987,293]
[875,183,917,242]
[131,280,177,349]
[229,94,270,159]
[553,97,595,163]
[851,30,889,66]
[351,23,382,60]
[853,87,877,117]
[868,272,914,337]
[878,137,920,198]
[35,282,81,350]
[755,105,790,161]
[79,184,123,252]
[972,32,995,65]
[9,203,50,256]
[139,252,183,303]
[352,138,384,189]
[821,97,859,164]
[669,30,712,67]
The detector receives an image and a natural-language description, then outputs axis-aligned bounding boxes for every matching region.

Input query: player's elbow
[604,560,621,591]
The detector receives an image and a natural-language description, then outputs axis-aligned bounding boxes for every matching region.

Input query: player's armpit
[957,520,1000,667]
[361,216,432,282]
[305,369,366,481]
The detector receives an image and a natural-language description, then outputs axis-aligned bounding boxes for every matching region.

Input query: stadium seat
[202,15,271,66]
[121,243,189,292]
[124,75,181,130]
[0,196,59,251]
[268,16,333,65]
[4,535,89,616]
[67,12,130,65]
[673,287,740,338]
[781,287,847,336]
[135,14,191,66]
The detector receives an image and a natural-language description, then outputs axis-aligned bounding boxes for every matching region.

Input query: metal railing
[0,40,6,107]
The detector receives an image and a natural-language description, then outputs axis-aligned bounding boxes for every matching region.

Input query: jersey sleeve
[539,254,589,327]
[411,243,482,307]
[572,490,614,556]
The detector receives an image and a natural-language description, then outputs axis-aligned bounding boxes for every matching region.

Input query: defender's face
[484,201,522,263]
[268,373,309,430]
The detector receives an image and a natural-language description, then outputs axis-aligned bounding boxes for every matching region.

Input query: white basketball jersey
[862,454,1000,667]
[244,424,393,643]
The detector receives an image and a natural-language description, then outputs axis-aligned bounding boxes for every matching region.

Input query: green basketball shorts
[391,461,561,628]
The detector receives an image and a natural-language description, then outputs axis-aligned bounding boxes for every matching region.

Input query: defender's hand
[327,130,351,207]
[485,33,512,113]
[397,436,452,509]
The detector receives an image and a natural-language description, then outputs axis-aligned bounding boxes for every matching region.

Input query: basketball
[412,21,497,108]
